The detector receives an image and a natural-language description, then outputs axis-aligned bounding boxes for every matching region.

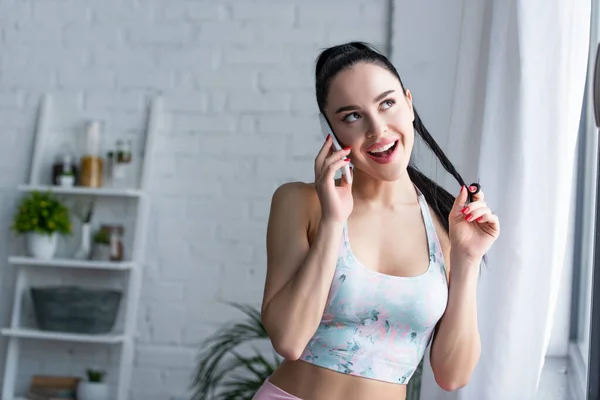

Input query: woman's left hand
[449,185,500,261]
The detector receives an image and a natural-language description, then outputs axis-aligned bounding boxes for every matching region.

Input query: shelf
[8,256,134,270]
[17,184,142,198]
[1,328,125,344]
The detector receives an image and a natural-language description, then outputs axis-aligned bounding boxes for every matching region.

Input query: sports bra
[298,186,449,385]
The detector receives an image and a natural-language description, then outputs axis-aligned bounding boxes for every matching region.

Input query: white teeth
[369,141,395,153]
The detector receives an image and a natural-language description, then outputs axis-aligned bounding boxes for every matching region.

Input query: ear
[404,89,415,122]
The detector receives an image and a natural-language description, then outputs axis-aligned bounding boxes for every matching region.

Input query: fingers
[462,206,491,222]
[451,186,469,216]
[468,184,484,201]
[315,139,351,180]
[314,135,334,175]
[340,165,354,188]
[321,156,351,183]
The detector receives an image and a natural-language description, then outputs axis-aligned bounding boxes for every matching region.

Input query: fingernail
[326,134,331,141]
[344,157,351,162]
[470,185,477,192]
[465,214,473,221]
[461,207,469,214]
[476,216,483,221]
[344,146,351,151]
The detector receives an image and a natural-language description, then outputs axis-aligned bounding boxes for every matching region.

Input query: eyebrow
[334,90,396,114]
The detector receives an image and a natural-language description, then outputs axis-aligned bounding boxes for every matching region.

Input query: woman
[255,42,500,400]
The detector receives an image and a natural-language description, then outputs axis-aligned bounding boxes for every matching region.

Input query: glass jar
[80,121,104,188]
[52,153,77,187]
[111,139,133,188]
[100,224,124,261]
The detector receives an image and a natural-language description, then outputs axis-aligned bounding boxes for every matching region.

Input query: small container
[100,224,124,262]
[110,139,133,188]
[80,121,104,188]
[52,153,77,187]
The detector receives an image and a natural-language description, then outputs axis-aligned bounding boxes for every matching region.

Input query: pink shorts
[252,379,302,400]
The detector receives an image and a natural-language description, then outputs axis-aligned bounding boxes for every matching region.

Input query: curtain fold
[410,0,592,399]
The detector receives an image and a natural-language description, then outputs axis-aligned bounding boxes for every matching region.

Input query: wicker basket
[30,286,122,334]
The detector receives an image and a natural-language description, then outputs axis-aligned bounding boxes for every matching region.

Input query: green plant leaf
[190,303,280,400]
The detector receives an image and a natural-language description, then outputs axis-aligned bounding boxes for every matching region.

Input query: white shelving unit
[0,94,162,400]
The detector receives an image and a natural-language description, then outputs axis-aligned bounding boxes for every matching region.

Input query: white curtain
[405,0,592,399]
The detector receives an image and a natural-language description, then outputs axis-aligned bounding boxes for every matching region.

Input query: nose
[366,114,388,138]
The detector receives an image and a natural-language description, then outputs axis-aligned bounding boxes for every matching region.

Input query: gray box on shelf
[30,286,122,334]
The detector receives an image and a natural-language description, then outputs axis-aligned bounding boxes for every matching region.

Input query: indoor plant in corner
[77,368,110,400]
[11,191,72,260]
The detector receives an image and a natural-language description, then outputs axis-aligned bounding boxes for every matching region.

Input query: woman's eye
[381,100,395,110]
[343,112,360,122]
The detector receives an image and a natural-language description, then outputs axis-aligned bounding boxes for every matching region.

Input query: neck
[351,168,418,207]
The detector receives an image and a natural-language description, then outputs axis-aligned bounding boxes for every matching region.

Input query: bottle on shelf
[79,120,104,188]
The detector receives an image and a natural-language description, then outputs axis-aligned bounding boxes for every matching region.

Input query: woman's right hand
[314,135,354,224]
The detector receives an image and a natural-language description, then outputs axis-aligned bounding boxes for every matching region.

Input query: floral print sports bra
[299,186,449,385]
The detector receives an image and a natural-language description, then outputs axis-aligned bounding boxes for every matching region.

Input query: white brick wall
[0,1,389,399]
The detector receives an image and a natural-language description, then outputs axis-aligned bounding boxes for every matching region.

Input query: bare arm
[429,254,481,391]
[260,183,344,360]
[429,185,499,391]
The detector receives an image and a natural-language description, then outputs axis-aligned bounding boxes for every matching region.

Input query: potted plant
[76,368,110,400]
[92,227,110,261]
[190,303,425,400]
[11,191,72,260]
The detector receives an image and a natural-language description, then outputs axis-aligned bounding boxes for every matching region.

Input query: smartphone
[318,113,352,184]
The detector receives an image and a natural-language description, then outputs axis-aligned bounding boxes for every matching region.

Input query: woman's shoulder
[270,181,323,238]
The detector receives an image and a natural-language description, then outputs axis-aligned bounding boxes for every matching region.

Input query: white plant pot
[92,244,111,261]
[77,381,110,400]
[26,232,58,260]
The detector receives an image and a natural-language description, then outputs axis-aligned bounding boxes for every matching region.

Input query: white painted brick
[0,109,36,129]
[91,1,152,22]
[259,69,313,90]
[0,0,31,23]
[115,69,176,90]
[85,90,145,111]
[198,22,256,45]
[161,2,227,21]
[90,48,156,68]
[63,24,124,47]
[222,47,290,67]
[155,46,219,70]
[181,322,219,346]
[250,199,271,221]
[291,90,319,113]
[154,132,201,155]
[231,2,295,22]
[297,2,363,25]
[258,115,318,135]
[208,91,228,113]
[220,264,267,303]
[254,25,327,46]
[173,114,236,133]
[0,68,56,89]
[228,91,291,113]
[163,91,209,113]
[0,90,24,108]
[227,132,288,157]
[32,1,93,22]
[147,303,186,344]
[58,68,115,90]
[1,45,88,69]
[131,368,165,393]
[192,68,259,90]
[141,279,185,303]
[135,346,196,369]
[4,24,63,44]
[127,24,194,44]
